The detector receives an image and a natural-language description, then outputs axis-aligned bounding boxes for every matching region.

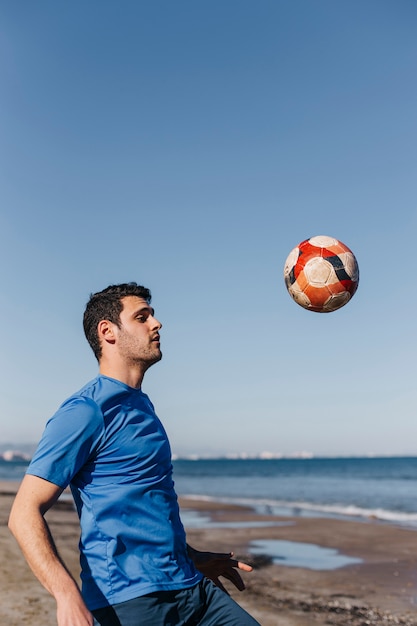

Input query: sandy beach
[1,481,416,625]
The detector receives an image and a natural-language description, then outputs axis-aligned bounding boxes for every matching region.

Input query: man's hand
[56,591,94,626]
[187,545,253,593]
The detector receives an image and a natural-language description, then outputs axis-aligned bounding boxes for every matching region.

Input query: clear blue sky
[1,1,416,457]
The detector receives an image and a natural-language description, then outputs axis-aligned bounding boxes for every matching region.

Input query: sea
[2,456,417,530]
[172,456,417,530]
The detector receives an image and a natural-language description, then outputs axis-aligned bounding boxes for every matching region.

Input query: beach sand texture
[1,482,416,626]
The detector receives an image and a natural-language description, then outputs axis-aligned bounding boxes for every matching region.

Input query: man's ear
[97,320,117,345]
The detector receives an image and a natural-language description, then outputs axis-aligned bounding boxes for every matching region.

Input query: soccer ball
[283,235,359,313]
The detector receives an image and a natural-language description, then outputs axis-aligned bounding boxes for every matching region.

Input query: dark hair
[83,282,152,361]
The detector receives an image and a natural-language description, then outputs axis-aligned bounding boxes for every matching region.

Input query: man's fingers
[214,577,228,594]
[236,560,253,572]
[221,568,246,590]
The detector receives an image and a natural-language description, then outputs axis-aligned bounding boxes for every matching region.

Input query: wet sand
[1,482,416,625]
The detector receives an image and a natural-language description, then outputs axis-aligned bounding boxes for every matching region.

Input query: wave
[180,494,417,528]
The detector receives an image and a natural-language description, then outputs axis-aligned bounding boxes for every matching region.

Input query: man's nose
[151,316,162,329]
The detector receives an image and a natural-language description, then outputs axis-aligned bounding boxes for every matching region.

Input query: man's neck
[99,361,145,389]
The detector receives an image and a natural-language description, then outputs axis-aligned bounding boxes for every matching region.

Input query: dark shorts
[92,578,261,626]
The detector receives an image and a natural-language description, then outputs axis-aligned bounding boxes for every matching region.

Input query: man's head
[83,282,153,361]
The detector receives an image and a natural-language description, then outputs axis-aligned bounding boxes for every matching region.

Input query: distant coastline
[2,445,417,463]
[0,450,31,462]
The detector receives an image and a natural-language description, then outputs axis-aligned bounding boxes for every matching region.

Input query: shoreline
[177,492,417,533]
[179,496,417,625]
[1,482,416,625]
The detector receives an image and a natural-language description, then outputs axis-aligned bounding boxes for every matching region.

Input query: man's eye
[136,315,146,322]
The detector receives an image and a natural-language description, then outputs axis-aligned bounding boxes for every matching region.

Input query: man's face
[115,296,162,368]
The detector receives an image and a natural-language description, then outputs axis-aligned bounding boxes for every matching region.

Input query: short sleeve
[27,396,104,489]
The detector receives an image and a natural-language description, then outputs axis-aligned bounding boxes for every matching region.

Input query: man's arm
[8,474,93,626]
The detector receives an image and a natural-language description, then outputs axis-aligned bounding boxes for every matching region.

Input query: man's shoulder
[58,377,100,409]
[58,375,133,415]
[62,375,120,405]
[72,375,101,398]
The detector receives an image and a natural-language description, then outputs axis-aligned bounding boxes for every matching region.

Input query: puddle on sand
[181,509,294,530]
[249,539,363,571]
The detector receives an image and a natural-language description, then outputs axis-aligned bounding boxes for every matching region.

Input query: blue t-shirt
[27,375,202,610]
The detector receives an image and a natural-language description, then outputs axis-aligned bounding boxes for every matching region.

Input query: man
[9,283,260,626]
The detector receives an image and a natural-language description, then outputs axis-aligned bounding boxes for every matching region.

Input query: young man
[9,283,260,626]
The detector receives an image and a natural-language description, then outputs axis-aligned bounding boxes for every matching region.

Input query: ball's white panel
[322,291,351,312]
[338,252,359,280]
[309,235,338,248]
[289,282,311,308]
[283,247,299,277]
[303,257,337,285]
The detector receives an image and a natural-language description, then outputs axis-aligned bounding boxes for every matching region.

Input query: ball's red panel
[303,283,333,309]
[327,279,351,296]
